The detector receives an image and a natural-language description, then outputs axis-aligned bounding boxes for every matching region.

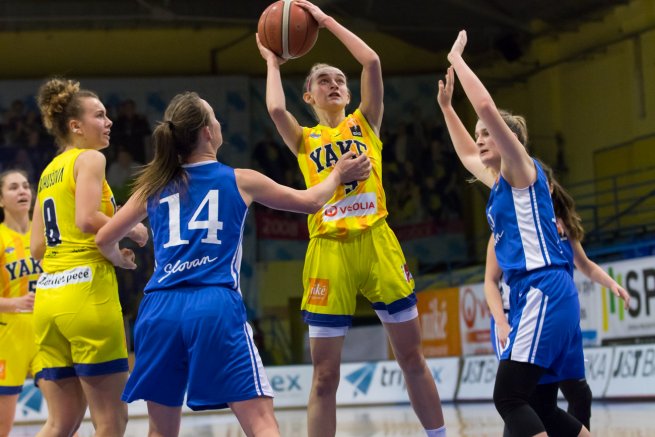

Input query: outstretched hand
[447,30,467,63]
[334,151,371,184]
[437,66,455,109]
[294,0,330,27]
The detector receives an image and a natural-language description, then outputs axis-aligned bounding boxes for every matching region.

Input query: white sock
[425,425,446,437]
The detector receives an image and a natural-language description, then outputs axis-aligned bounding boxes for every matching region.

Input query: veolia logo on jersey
[322,192,377,222]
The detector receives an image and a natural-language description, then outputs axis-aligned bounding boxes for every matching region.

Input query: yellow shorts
[0,313,39,394]
[301,220,416,327]
[33,262,128,380]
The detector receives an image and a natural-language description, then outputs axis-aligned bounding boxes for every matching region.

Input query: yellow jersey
[36,148,116,272]
[0,223,41,327]
[0,223,41,299]
[298,109,387,239]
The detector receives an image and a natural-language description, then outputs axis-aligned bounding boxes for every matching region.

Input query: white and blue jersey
[489,160,584,382]
[123,161,273,410]
[145,161,247,293]
[487,160,569,285]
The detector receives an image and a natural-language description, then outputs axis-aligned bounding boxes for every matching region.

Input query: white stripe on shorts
[511,287,548,364]
[243,322,273,398]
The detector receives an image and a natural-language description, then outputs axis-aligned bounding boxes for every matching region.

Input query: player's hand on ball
[256,33,286,65]
[295,0,329,27]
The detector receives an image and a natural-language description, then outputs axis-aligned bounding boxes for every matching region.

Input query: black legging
[502,378,592,436]
[494,360,584,437]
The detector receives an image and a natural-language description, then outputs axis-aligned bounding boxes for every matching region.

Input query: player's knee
[312,367,340,396]
[493,381,527,419]
[565,380,592,412]
[395,348,426,375]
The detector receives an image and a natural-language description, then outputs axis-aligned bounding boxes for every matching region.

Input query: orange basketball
[258,0,319,59]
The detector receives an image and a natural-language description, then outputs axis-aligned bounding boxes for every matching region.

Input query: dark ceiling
[0,0,626,61]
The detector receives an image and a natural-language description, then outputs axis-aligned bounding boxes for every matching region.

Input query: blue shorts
[122,287,273,410]
[490,312,509,361]
[502,268,585,383]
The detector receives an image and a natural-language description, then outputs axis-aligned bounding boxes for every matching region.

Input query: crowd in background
[2,97,465,225]
[0,96,465,346]
[251,114,465,227]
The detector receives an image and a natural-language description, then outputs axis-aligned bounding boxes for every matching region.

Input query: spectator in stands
[107,146,140,204]
[111,99,151,164]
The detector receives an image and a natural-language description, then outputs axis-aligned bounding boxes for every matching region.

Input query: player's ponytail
[539,160,584,242]
[132,92,209,202]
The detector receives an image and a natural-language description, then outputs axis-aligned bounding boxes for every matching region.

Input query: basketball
[258,0,319,59]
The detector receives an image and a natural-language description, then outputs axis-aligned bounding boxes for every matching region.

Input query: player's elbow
[76,215,97,234]
[363,53,381,70]
[94,229,110,248]
[476,99,497,119]
[30,244,45,261]
[268,106,287,122]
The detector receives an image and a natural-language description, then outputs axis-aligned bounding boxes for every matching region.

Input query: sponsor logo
[0,360,5,379]
[460,357,497,385]
[612,346,655,379]
[461,288,491,330]
[322,193,377,222]
[402,264,413,283]
[17,381,43,416]
[5,247,14,254]
[420,297,448,340]
[601,265,655,334]
[349,125,363,137]
[159,255,218,283]
[307,278,329,306]
[345,362,377,396]
[310,132,321,139]
[585,350,611,381]
[269,373,302,393]
[37,267,92,289]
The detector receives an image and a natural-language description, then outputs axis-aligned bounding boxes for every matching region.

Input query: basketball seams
[258,0,318,59]
[282,0,292,59]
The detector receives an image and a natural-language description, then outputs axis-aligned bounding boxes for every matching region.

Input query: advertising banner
[417,288,462,357]
[581,256,655,343]
[459,283,494,356]
[336,357,460,405]
[605,344,655,398]
[583,347,614,398]
[456,355,498,400]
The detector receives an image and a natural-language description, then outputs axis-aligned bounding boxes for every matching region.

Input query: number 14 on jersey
[161,190,224,248]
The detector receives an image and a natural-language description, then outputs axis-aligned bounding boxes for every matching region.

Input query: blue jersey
[486,160,569,286]
[145,161,247,293]
[560,235,574,276]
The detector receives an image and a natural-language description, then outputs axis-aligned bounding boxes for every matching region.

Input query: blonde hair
[498,109,528,147]
[37,77,99,149]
